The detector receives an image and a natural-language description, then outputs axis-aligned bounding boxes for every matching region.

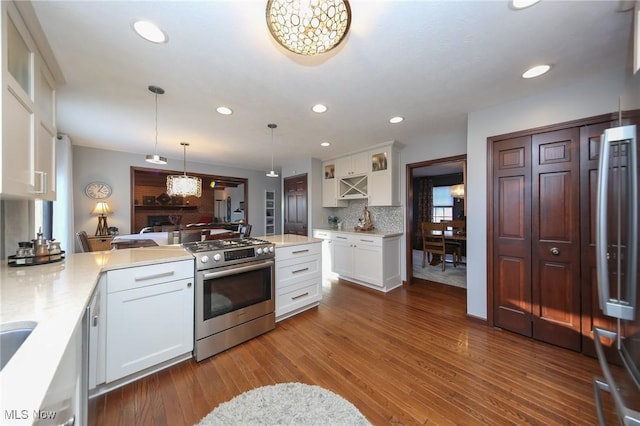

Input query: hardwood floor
[95,278,620,425]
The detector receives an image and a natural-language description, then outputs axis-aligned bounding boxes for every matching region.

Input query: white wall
[73,145,281,238]
[466,68,639,320]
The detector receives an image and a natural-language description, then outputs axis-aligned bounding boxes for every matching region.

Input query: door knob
[550,247,560,255]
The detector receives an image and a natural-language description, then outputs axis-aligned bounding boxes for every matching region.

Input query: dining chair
[75,231,91,253]
[421,222,447,271]
[444,219,465,266]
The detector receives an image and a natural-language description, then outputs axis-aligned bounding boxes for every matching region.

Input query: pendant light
[145,85,168,164]
[266,123,279,178]
[166,142,202,197]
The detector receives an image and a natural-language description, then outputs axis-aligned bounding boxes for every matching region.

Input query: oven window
[203,266,272,320]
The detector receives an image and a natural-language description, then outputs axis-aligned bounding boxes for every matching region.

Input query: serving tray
[7,251,66,267]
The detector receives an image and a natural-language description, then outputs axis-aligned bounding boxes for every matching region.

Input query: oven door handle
[202,260,274,280]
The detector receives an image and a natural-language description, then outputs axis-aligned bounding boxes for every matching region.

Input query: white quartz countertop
[313,228,403,238]
[0,246,193,423]
[256,234,322,247]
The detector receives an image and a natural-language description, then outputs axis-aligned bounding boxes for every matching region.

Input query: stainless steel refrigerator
[593,124,640,424]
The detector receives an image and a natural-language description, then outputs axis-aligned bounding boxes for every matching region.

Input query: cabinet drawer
[276,277,321,316]
[353,236,382,247]
[106,259,194,293]
[276,255,321,289]
[276,242,321,260]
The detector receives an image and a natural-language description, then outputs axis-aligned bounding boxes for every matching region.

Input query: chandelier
[145,85,167,164]
[450,184,465,199]
[265,0,351,56]
[166,142,202,197]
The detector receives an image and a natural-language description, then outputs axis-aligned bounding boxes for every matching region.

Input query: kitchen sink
[0,321,36,371]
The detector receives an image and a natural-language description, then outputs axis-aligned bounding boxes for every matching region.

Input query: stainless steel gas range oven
[183,237,276,362]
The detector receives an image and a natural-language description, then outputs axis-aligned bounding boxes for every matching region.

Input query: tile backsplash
[325,199,403,233]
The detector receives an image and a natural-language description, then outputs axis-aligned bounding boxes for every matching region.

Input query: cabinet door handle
[292,249,309,254]
[92,315,99,327]
[187,282,192,287]
[549,247,560,255]
[292,292,309,300]
[292,267,309,274]
[34,171,46,194]
[360,239,374,243]
[134,270,175,281]
[336,236,348,240]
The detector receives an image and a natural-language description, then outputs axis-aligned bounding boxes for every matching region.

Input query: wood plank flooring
[95,278,620,425]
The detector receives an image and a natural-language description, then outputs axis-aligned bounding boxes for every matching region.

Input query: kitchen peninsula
[258,234,323,321]
[0,247,193,425]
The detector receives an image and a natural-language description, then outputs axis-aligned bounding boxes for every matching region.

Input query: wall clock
[85,182,112,199]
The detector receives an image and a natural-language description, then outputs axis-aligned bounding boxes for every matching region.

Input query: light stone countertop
[0,246,193,423]
[313,228,403,238]
[256,234,322,248]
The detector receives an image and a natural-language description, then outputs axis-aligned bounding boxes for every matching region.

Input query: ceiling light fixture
[266,123,279,178]
[320,141,331,147]
[510,0,541,10]
[132,20,167,44]
[312,104,328,113]
[389,116,404,124]
[216,106,233,115]
[166,142,202,197]
[145,85,168,165]
[265,0,351,56]
[450,184,465,198]
[522,64,551,78]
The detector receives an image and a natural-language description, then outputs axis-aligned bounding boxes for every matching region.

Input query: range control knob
[213,253,222,262]
[256,248,264,255]
[269,246,274,253]
[200,255,209,264]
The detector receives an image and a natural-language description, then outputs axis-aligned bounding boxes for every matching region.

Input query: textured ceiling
[29,1,634,173]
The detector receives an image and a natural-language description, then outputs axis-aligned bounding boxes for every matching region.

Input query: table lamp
[92,202,112,236]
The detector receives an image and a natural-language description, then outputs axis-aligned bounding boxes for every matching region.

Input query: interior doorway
[283,174,308,235]
[406,155,467,287]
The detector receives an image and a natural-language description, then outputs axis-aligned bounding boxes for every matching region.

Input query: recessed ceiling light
[132,20,167,44]
[389,116,404,124]
[312,104,328,113]
[510,0,541,10]
[320,142,331,147]
[216,106,233,115]
[522,64,551,79]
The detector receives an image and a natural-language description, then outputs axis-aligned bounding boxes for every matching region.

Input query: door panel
[492,136,532,336]
[580,121,625,360]
[284,174,308,235]
[531,128,581,351]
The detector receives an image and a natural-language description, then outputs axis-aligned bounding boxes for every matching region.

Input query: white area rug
[196,383,371,426]
[412,249,467,288]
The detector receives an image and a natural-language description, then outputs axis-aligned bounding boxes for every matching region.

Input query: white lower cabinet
[330,232,401,292]
[104,259,194,384]
[275,242,322,321]
[36,312,85,426]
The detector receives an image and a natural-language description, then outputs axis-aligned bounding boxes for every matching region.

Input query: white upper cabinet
[1,1,57,200]
[322,160,347,207]
[368,143,400,206]
[335,151,368,177]
[323,142,400,207]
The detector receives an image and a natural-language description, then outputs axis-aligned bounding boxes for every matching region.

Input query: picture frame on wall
[324,164,335,179]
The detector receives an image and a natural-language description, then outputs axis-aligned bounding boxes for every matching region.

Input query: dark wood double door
[490,113,638,354]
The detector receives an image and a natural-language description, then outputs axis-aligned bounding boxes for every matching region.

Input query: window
[432,186,453,222]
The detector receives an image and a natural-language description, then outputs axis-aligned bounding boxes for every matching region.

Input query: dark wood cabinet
[489,111,639,353]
